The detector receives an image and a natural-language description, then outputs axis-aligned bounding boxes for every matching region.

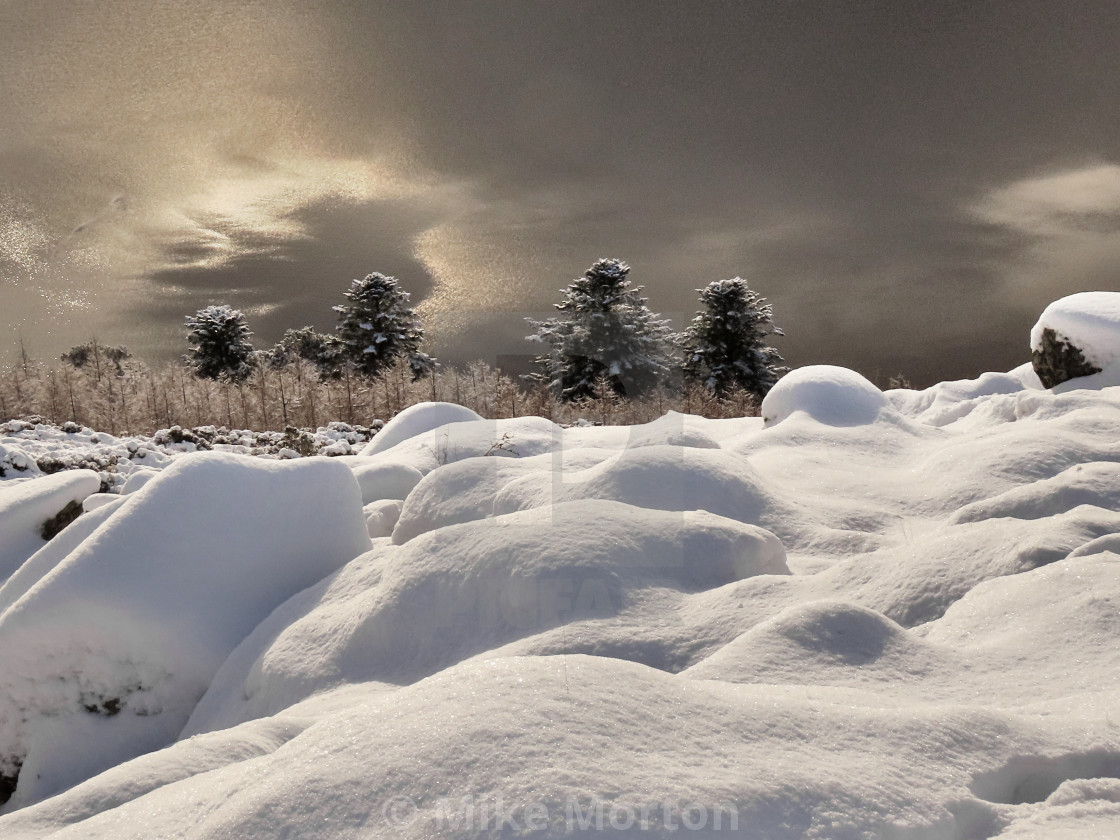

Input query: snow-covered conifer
[275,327,345,379]
[683,277,786,398]
[184,305,255,383]
[526,258,678,401]
[332,273,434,380]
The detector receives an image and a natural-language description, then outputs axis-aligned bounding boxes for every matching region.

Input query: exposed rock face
[1032,327,1102,389]
[0,760,19,808]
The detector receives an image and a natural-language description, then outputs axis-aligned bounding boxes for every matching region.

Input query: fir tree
[526,258,678,401]
[274,327,345,380]
[333,272,434,380]
[683,277,787,398]
[184,305,255,383]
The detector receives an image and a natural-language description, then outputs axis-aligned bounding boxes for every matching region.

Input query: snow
[1031,291,1120,371]
[0,453,370,810]
[363,498,403,538]
[0,471,100,582]
[358,400,483,456]
[0,421,378,495]
[760,363,897,427]
[347,460,423,504]
[6,344,1120,836]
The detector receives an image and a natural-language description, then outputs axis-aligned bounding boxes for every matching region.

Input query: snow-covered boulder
[0,445,40,481]
[0,470,99,582]
[761,365,895,427]
[1031,292,1120,389]
[348,460,423,504]
[0,496,128,619]
[359,402,483,456]
[363,499,403,538]
[0,453,371,809]
[363,415,562,473]
[120,468,158,495]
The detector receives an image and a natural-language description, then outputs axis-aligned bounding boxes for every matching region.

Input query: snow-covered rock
[0,453,370,809]
[761,364,895,427]
[359,401,483,456]
[348,460,423,504]
[1031,291,1120,389]
[0,470,99,582]
[363,498,403,538]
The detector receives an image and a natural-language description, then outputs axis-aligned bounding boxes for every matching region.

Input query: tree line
[0,260,785,433]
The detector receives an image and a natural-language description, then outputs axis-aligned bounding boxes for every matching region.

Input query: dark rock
[0,759,21,807]
[1032,327,1102,389]
[40,499,84,541]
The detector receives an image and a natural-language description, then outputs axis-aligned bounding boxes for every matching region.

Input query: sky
[2,0,1120,387]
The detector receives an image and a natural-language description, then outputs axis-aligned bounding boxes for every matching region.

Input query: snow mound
[951,461,1120,524]
[392,455,540,542]
[359,401,483,456]
[347,460,423,504]
[0,444,40,481]
[683,600,950,688]
[120,468,157,495]
[761,364,895,427]
[183,500,787,734]
[492,445,778,526]
[0,470,99,582]
[367,415,564,474]
[363,499,403,538]
[1031,292,1120,372]
[622,411,722,449]
[0,453,370,809]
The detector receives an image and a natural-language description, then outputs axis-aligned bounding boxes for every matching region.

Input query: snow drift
[4,310,1120,837]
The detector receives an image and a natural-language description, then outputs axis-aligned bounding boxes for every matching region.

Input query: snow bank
[0,453,370,809]
[761,364,895,427]
[359,401,483,456]
[0,470,99,582]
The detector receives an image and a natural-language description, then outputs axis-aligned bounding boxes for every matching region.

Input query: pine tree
[274,327,345,380]
[683,277,787,398]
[333,273,435,380]
[184,305,255,382]
[526,258,678,401]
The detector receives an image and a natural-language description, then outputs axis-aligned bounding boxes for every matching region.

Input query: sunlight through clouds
[974,164,1120,236]
[972,164,1120,296]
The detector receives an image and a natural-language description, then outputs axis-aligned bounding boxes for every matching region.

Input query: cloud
[970,164,1120,301]
[974,164,1120,236]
